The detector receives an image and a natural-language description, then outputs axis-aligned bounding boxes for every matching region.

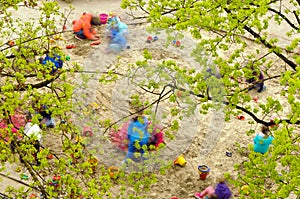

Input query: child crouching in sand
[194,177,232,199]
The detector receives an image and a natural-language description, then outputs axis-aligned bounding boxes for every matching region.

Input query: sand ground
[0,0,295,198]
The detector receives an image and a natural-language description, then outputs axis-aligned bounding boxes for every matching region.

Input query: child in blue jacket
[124,116,150,163]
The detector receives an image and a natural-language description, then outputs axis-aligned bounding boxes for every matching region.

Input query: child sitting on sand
[194,177,232,199]
[194,186,217,199]
[253,125,274,154]
[246,68,265,93]
[105,16,128,53]
[73,13,100,41]
[124,115,150,163]
[34,104,55,128]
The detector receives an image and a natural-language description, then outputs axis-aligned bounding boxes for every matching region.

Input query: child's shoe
[194,192,203,199]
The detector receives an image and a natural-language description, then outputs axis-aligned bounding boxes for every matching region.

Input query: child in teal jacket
[253,126,274,154]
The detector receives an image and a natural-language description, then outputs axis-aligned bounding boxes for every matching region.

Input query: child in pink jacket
[194,186,217,199]
[195,177,231,199]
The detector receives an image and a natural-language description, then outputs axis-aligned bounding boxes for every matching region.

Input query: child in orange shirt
[73,13,100,41]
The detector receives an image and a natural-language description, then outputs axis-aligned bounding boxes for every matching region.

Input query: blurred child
[105,16,128,53]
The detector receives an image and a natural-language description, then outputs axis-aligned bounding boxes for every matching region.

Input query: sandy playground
[0,0,295,199]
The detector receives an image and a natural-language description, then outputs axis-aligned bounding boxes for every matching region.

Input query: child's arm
[82,23,98,40]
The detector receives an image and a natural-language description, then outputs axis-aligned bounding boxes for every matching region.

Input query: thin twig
[0,173,39,191]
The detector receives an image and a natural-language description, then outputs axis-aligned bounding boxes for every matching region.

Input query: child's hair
[26,112,32,121]
[261,125,269,135]
[91,16,100,25]
[218,176,226,183]
[132,116,139,122]
[211,193,218,199]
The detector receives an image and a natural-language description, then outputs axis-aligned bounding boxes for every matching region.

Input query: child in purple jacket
[214,178,232,199]
[246,69,265,93]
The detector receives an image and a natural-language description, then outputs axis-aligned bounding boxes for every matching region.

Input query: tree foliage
[1,0,300,198]
[0,1,158,199]
[119,0,300,198]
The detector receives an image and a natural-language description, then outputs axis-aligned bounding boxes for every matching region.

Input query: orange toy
[90,40,101,46]
[66,44,76,49]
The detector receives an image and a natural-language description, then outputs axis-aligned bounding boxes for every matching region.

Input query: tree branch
[211,27,296,54]
[267,7,299,30]
[242,25,297,71]
[0,30,73,53]
[103,85,173,135]
[0,172,39,191]
[224,7,298,71]
[292,10,300,26]
[15,73,61,91]
[169,84,300,126]
[11,140,48,198]
[0,192,10,199]
[154,85,168,116]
